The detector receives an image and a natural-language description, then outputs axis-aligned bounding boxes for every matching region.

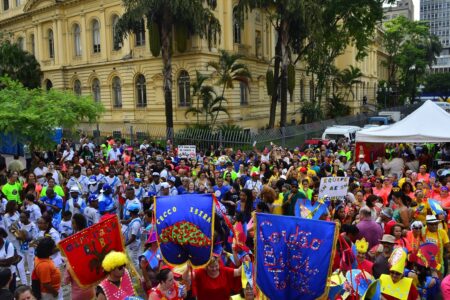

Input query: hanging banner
[318,176,350,199]
[256,213,338,300]
[178,145,197,158]
[58,215,124,287]
[155,194,215,267]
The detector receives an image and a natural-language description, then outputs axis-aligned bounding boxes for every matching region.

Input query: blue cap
[89,176,97,184]
[101,184,112,192]
[88,194,98,202]
[134,178,142,183]
[168,176,176,182]
[98,195,115,213]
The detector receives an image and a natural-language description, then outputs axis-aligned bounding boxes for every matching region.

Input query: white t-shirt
[125,217,142,249]
[59,220,73,237]
[107,148,121,162]
[84,207,100,227]
[25,203,42,223]
[0,239,15,273]
[34,166,49,185]
[3,212,20,243]
[62,149,74,162]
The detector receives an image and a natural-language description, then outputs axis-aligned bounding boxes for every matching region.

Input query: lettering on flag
[155,194,215,267]
[58,215,124,287]
[256,213,338,300]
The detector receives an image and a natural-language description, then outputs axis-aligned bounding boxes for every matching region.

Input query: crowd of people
[0,135,450,299]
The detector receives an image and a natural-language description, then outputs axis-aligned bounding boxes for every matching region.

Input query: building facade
[383,0,415,23]
[0,0,384,134]
[420,0,450,73]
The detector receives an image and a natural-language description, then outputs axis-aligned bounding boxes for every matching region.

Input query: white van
[321,125,362,143]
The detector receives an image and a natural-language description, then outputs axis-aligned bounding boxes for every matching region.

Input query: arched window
[73,24,82,56]
[73,79,82,96]
[44,79,52,91]
[48,29,54,58]
[178,71,190,107]
[112,76,122,108]
[112,15,121,51]
[134,19,146,46]
[16,37,24,50]
[240,82,248,105]
[92,20,101,53]
[92,78,101,102]
[136,74,147,107]
[300,79,305,102]
[233,7,241,44]
[30,34,35,55]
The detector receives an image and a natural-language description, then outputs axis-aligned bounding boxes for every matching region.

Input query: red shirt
[193,266,240,300]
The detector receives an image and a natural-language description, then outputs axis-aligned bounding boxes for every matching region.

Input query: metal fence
[72,103,421,151]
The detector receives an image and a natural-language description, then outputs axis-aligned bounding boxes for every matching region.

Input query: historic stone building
[0,0,385,134]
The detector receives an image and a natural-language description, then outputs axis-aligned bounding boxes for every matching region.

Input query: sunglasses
[412,227,422,230]
[116,265,126,270]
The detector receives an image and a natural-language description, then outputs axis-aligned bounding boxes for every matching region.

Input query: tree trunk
[268,27,283,129]
[279,20,289,128]
[161,14,174,140]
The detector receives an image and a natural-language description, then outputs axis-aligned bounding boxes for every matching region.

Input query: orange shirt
[33,257,61,293]
[417,173,430,185]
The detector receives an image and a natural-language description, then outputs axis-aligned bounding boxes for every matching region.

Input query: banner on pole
[318,176,349,199]
[58,215,124,287]
[155,194,215,267]
[256,213,338,300]
[178,145,196,158]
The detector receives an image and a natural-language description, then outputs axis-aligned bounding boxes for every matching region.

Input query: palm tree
[206,50,251,125]
[116,0,221,139]
[185,71,229,127]
[335,66,363,101]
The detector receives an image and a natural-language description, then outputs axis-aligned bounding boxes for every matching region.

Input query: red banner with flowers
[58,215,125,287]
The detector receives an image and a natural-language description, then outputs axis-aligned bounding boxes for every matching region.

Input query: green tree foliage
[383,16,442,103]
[0,76,103,150]
[116,0,221,139]
[0,40,42,89]
[238,0,392,127]
[334,66,363,101]
[206,50,251,124]
[185,71,228,128]
[423,72,450,101]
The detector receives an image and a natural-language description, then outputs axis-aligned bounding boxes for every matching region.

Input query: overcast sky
[413,0,419,20]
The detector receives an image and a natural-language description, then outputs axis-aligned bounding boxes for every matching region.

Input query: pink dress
[63,269,95,300]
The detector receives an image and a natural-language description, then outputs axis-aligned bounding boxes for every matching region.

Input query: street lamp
[378,83,392,108]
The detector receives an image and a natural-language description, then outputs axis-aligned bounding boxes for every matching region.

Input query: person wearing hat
[149,172,162,196]
[423,214,450,275]
[122,186,142,221]
[96,251,136,300]
[243,172,262,193]
[65,186,87,215]
[97,184,116,215]
[282,180,306,216]
[379,248,419,300]
[124,202,143,267]
[84,194,99,227]
[132,178,145,201]
[373,234,396,279]
[167,176,179,196]
[160,182,170,196]
[87,175,100,195]
[355,238,373,275]
[139,231,163,293]
[356,154,370,174]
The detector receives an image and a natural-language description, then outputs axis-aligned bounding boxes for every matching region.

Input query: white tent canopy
[356,101,450,143]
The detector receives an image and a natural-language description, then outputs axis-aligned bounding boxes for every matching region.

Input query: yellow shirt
[272,194,284,215]
[424,228,449,271]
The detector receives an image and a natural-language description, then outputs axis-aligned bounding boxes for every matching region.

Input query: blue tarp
[0,128,62,156]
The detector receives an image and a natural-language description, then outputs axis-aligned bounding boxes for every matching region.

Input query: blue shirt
[213,185,230,201]
[40,195,63,228]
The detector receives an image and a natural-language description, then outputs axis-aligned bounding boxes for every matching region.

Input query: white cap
[70,186,80,193]
[161,182,170,189]
[359,154,365,159]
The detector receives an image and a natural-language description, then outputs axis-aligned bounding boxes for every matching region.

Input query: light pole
[378,83,392,108]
